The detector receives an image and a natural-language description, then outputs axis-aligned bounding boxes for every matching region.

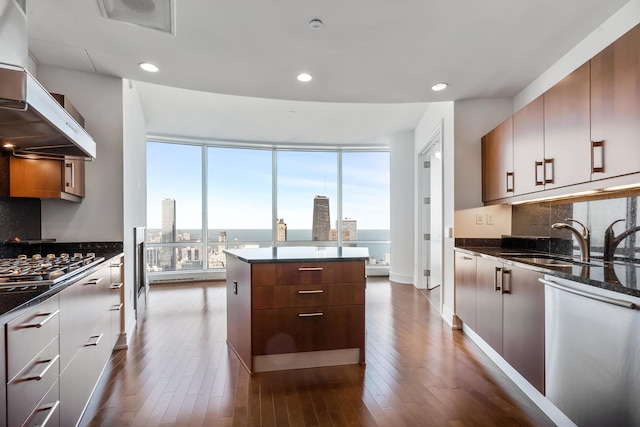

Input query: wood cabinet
[543,62,592,190]
[513,96,545,195]
[591,24,640,180]
[9,156,85,202]
[226,254,366,373]
[482,117,514,202]
[465,257,545,394]
[454,251,477,329]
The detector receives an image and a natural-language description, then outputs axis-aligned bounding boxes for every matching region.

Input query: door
[482,117,514,202]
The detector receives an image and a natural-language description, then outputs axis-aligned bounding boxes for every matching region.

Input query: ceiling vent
[97,0,175,35]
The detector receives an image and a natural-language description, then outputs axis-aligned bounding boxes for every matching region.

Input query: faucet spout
[603,219,640,262]
[551,218,590,262]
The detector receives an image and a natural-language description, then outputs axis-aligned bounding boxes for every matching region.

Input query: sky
[147,142,390,230]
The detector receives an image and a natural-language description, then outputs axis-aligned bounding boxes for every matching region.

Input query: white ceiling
[26,0,629,144]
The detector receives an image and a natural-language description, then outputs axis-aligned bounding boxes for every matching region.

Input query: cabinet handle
[298,267,323,271]
[591,140,605,173]
[110,282,123,289]
[32,400,60,427]
[494,267,502,292]
[298,312,324,317]
[86,276,104,286]
[460,256,473,261]
[298,290,324,294]
[111,303,123,311]
[84,333,104,347]
[506,172,514,193]
[21,354,60,381]
[65,162,74,188]
[501,269,511,294]
[544,158,554,184]
[534,161,544,186]
[110,262,124,268]
[20,309,60,329]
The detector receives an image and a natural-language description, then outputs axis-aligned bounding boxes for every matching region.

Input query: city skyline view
[147,143,390,230]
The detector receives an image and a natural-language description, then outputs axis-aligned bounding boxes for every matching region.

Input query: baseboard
[253,348,361,373]
[461,325,576,427]
[389,271,413,284]
[441,304,458,329]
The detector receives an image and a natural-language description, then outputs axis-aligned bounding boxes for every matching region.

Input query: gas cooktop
[0,253,105,290]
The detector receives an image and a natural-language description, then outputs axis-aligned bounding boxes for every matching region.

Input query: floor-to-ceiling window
[146,141,390,279]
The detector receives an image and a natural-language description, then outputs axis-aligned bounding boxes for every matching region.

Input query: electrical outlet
[486,214,494,225]
[476,213,484,225]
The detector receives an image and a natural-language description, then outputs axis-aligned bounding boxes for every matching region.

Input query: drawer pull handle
[110,262,124,268]
[298,267,323,271]
[84,333,104,347]
[86,277,104,286]
[110,282,123,289]
[20,309,60,329]
[298,290,324,294]
[111,303,123,311]
[33,400,60,427]
[22,354,60,381]
[298,312,324,317]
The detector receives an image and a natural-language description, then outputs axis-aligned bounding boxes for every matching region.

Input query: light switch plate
[476,213,484,225]
[486,214,494,225]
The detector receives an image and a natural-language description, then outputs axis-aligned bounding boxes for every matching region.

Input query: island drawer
[253,283,365,309]
[252,261,365,286]
[252,305,365,355]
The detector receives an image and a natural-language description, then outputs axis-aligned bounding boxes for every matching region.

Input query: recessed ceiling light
[139,62,159,72]
[3,142,14,149]
[297,73,313,82]
[431,82,448,91]
[309,19,323,29]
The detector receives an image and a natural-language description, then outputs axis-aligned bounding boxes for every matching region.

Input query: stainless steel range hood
[0,64,97,159]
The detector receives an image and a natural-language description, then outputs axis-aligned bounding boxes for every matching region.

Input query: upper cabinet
[482,23,640,203]
[543,62,592,190]
[591,24,640,180]
[513,96,544,195]
[9,156,85,202]
[482,117,514,202]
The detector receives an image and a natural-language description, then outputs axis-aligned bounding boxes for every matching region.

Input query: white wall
[122,79,147,342]
[389,131,415,284]
[37,66,124,243]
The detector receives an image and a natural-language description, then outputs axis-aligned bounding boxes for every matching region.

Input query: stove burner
[0,253,102,289]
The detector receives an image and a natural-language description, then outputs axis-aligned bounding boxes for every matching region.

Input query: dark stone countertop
[455,245,640,299]
[224,246,370,263]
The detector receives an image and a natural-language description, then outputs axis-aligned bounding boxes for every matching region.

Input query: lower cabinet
[454,251,477,329]
[456,255,545,394]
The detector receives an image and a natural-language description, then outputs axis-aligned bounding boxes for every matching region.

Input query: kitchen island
[224,246,368,373]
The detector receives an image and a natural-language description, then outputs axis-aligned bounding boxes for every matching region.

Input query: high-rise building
[341,218,357,241]
[277,218,287,242]
[312,195,330,241]
[161,198,176,270]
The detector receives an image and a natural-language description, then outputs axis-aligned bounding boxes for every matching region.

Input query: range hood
[0,63,97,159]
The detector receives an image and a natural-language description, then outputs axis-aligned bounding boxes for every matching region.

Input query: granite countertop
[455,245,640,298]
[224,246,370,263]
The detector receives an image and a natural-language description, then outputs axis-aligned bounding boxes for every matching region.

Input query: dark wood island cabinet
[225,246,368,373]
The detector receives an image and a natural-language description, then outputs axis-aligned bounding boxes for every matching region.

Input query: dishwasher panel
[543,276,640,427]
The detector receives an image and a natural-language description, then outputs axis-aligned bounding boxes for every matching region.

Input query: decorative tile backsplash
[512,194,640,261]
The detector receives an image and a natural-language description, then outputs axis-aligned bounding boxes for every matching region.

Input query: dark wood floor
[81,278,554,427]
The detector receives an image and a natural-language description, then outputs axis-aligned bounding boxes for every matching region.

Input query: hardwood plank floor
[81,278,554,427]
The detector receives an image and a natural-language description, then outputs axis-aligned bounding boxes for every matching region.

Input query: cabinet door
[502,266,545,394]
[475,257,503,354]
[482,117,514,202]
[591,24,640,180]
[9,157,62,199]
[513,96,545,195]
[543,62,591,189]
[454,252,477,330]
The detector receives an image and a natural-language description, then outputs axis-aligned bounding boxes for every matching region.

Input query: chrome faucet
[603,219,640,262]
[551,218,590,262]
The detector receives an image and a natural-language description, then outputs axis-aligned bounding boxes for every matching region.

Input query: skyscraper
[161,198,176,270]
[342,218,357,240]
[312,195,330,241]
[277,218,288,242]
